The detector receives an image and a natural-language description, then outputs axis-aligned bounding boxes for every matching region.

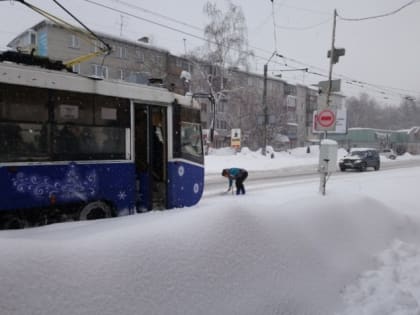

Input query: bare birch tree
[202,0,253,90]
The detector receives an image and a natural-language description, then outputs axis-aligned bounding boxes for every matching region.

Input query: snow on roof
[320,139,337,145]
[350,147,376,152]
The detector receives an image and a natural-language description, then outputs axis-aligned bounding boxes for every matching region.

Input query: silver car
[380,149,397,160]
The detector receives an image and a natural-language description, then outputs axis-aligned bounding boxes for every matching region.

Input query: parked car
[339,148,380,172]
[380,148,397,160]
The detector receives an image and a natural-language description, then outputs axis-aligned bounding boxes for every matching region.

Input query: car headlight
[354,159,362,163]
[339,159,344,163]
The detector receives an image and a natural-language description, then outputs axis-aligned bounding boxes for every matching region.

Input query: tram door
[134,105,167,210]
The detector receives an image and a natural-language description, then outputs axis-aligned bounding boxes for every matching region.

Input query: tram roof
[0,61,199,109]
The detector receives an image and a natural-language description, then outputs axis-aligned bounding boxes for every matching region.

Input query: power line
[88,0,420,99]
[12,0,416,102]
[270,1,332,31]
[82,0,207,43]
[274,17,332,31]
[106,0,203,32]
[274,56,419,102]
[337,0,420,21]
[275,3,331,16]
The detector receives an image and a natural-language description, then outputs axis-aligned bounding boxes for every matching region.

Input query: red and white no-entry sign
[317,109,336,128]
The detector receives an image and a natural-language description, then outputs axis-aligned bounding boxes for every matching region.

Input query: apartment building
[8,20,169,84]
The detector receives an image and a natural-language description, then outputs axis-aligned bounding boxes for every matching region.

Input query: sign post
[230,128,241,151]
[318,79,341,95]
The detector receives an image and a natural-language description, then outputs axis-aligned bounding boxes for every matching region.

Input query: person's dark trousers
[235,171,248,195]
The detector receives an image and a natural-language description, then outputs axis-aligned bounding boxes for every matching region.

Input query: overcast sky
[0,0,419,105]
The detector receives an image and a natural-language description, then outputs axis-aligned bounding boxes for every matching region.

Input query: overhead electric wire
[106,0,203,32]
[274,2,330,16]
[13,0,106,51]
[83,0,209,44]
[277,53,420,98]
[16,2,95,41]
[99,0,419,99]
[85,0,420,100]
[52,0,110,51]
[274,58,417,102]
[9,0,417,102]
[274,17,332,31]
[337,0,420,21]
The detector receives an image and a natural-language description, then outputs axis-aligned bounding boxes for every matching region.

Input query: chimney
[138,36,149,43]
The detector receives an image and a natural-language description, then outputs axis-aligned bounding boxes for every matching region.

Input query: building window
[176,59,193,72]
[29,31,37,45]
[91,64,108,79]
[286,95,297,107]
[93,40,106,52]
[135,49,144,63]
[215,119,227,130]
[285,84,297,95]
[119,69,125,80]
[127,71,149,84]
[287,112,297,123]
[116,46,127,59]
[153,54,162,64]
[69,35,80,49]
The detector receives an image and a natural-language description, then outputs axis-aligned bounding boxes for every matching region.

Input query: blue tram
[0,61,204,228]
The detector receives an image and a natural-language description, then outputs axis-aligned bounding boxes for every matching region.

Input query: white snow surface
[1,146,420,315]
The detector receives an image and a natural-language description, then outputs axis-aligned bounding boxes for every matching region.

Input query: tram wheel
[79,201,112,221]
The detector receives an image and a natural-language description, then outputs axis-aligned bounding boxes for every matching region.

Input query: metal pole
[319,9,337,196]
[326,9,337,108]
[261,51,277,155]
[262,63,268,155]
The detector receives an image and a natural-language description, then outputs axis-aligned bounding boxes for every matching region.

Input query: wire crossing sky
[0,0,419,104]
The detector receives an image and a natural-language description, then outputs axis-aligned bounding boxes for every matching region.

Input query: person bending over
[221,168,248,195]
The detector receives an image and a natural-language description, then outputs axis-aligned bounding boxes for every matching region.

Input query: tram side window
[53,91,94,125]
[94,95,130,127]
[0,84,49,162]
[0,83,48,122]
[52,93,129,161]
[181,122,203,162]
[0,123,49,162]
[53,125,126,160]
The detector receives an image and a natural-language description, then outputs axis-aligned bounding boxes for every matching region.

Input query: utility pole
[262,51,277,155]
[319,9,344,196]
[326,9,337,109]
[319,10,337,196]
[262,63,268,155]
[261,0,279,156]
